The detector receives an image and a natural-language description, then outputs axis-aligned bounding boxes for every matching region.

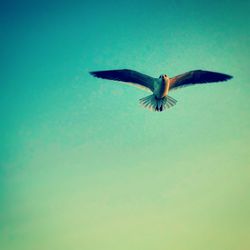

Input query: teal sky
[1,1,250,249]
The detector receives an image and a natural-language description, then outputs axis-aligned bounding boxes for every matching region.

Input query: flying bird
[89,69,233,112]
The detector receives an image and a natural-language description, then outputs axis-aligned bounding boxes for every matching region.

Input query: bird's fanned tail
[139,94,177,112]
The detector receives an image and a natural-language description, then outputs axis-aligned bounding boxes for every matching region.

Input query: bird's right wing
[90,69,156,92]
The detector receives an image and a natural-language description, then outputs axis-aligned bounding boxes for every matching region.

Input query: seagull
[89,69,233,112]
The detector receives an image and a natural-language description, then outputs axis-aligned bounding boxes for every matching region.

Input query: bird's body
[90,69,233,112]
[154,75,169,98]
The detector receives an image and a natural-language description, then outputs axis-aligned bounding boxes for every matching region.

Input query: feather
[170,70,233,90]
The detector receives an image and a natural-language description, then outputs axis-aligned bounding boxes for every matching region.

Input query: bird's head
[159,74,169,81]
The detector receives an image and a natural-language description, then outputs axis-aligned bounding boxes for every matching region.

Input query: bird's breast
[154,78,169,98]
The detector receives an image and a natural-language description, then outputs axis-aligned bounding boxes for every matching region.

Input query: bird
[89,69,233,112]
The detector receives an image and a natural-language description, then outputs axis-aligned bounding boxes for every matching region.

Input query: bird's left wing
[170,70,233,90]
[90,69,156,92]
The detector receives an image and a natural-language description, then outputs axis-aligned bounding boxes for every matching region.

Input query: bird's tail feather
[139,94,177,112]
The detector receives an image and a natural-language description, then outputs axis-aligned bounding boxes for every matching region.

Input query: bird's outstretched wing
[90,69,156,92]
[170,70,233,90]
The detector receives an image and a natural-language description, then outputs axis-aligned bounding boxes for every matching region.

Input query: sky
[0,0,250,249]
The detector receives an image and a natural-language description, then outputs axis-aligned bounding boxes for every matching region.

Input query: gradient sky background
[1,0,250,249]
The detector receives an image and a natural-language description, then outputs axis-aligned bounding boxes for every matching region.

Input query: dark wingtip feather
[204,71,233,83]
[89,71,98,77]
[89,71,107,79]
[221,73,233,82]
